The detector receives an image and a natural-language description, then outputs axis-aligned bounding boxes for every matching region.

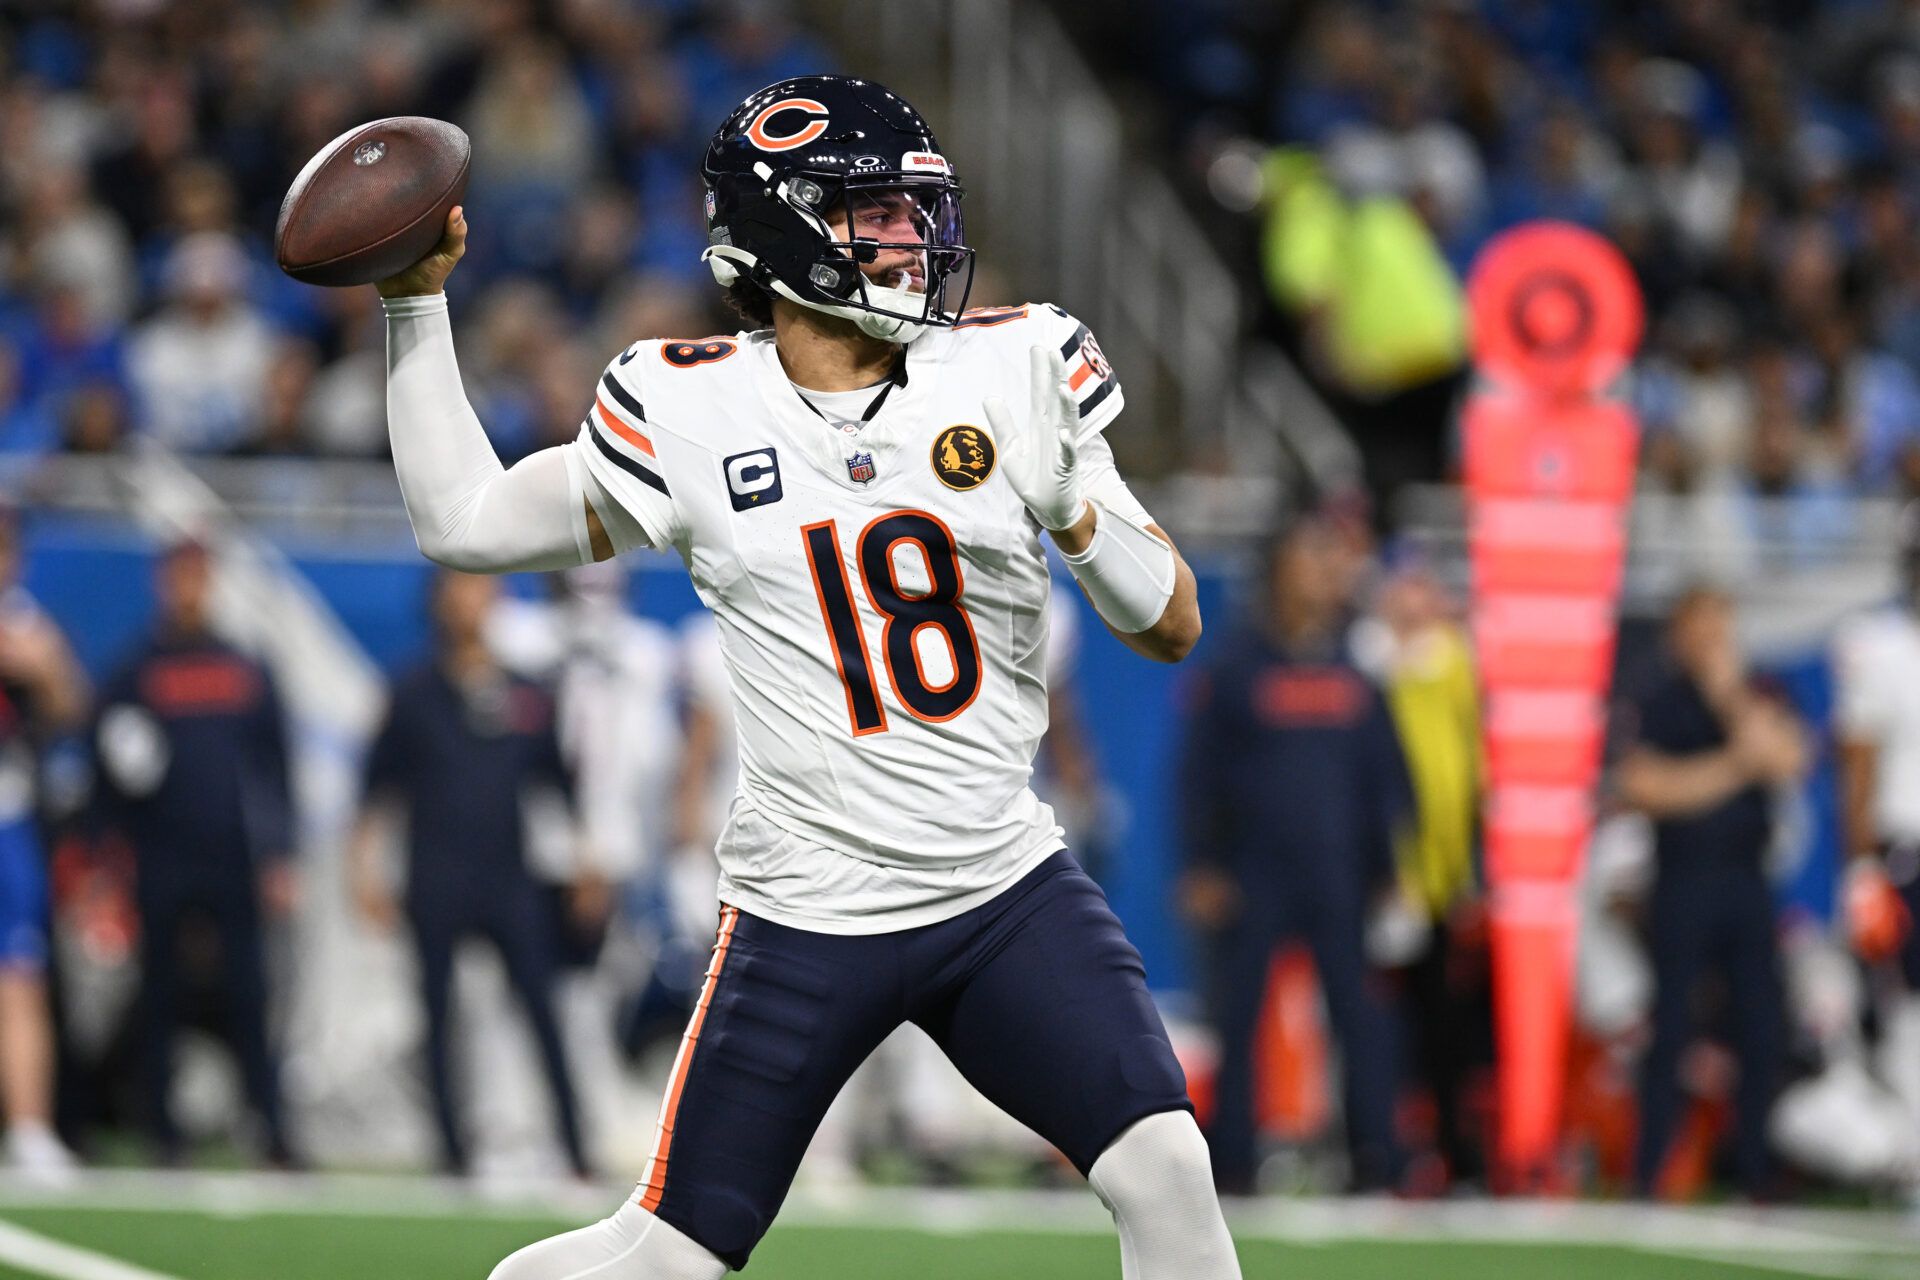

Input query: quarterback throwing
[379,75,1237,1280]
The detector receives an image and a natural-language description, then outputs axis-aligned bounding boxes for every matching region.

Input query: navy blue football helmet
[701,75,974,341]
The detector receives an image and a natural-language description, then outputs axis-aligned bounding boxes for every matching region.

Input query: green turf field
[0,1177,1912,1279]
[0,1207,1866,1280]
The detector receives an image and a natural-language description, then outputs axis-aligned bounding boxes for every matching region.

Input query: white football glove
[986,345,1087,532]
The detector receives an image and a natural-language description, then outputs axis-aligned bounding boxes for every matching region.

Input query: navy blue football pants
[1635,867,1782,1197]
[636,851,1191,1270]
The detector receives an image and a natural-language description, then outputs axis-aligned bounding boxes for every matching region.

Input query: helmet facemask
[705,168,974,343]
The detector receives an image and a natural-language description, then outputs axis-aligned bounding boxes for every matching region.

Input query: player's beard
[865,250,926,294]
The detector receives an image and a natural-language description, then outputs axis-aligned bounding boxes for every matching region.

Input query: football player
[379,76,1237,1279]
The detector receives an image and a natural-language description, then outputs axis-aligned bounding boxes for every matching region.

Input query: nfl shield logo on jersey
[846,451,877,484]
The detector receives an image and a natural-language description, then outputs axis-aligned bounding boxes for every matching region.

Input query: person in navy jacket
[93,539,298,1166]
[1615,586,1806,1198]
[1178,515,1413,1194]
[349,570,592,1178]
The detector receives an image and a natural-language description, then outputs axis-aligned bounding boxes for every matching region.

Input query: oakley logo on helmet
[746,98,831,152]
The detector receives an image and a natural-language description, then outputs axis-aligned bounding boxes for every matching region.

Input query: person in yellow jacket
[1362,561,1487,1185]
[1259,147,1470,508]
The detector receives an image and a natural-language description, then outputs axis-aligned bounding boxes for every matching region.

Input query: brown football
[274,117,470,287]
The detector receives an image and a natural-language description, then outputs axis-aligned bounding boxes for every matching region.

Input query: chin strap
[701,244,932,343]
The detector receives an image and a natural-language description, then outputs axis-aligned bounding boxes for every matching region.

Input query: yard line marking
[0,1219,182,1280]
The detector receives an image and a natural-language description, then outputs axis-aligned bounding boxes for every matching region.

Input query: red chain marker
[1468,222,1644,399]
[1464,220,1643,1188]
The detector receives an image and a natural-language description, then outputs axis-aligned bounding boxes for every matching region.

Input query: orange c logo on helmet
[746,98,831,152]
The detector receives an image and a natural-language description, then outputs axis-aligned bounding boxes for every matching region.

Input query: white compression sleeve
[487,1200,727,1280]
[384,293,596,572]
[1060,503,1178,635]
[1088,1111,1242,1280]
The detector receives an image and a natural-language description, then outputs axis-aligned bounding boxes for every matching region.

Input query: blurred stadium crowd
[0,0,825,461]
[2,0,1920,1217]
[1086,0,1920,519]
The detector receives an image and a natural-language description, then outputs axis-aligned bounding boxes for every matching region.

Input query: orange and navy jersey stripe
[1051,306,1119,420]
[635,904,740,1213]
[953,304,1029,328]
[587,366,669,496]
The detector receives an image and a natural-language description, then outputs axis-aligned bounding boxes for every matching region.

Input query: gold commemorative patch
[931,425,995,491]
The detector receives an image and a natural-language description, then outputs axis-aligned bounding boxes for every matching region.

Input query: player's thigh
[920,857,1190,1174]
[644,905,899,1270]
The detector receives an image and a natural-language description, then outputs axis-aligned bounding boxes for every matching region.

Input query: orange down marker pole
[1462,222,1643,1189]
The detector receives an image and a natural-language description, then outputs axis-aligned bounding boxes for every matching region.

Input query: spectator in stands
[0,511,85,1179]
[1178,514,1413,1193]
[348,570,592,1179]
[1805,307,1920,495]
[231,341,319,459]
[128,232,275,453]
[464,38,597,281]
[1638,293,1752,494]
[1615,585,1808,1200]
[13,163,135,332]
[0,342,54,457]
[12,279,127,457]
[300,288,386,458]
[88,68,196,244]
[92,539,299,1167]
[56,381,130,456]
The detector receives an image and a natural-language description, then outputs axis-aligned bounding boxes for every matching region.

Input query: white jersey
[573,303,1139,932]
[488,594,682,879]
[1834,604,1920,844]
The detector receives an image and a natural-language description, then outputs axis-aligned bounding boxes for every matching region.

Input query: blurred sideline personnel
[92,541,299,1166]
[1835,505,1920,1126]
[379,76,1236,1280]
[1178,515,1412,1193]
[1034,596,1114,881]
[0,513,85,1177]
[488,563,679,899]
[349,571,594,1179]
[1363,561,1486,1187]
[486,564,667,1165]
[1616,586,1807,1199]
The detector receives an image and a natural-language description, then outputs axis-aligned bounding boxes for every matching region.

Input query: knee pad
[487,1200,728,1280]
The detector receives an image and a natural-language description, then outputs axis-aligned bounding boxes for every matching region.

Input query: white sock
[1088,1111,1242,1280]
[487,1199,727,1280]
